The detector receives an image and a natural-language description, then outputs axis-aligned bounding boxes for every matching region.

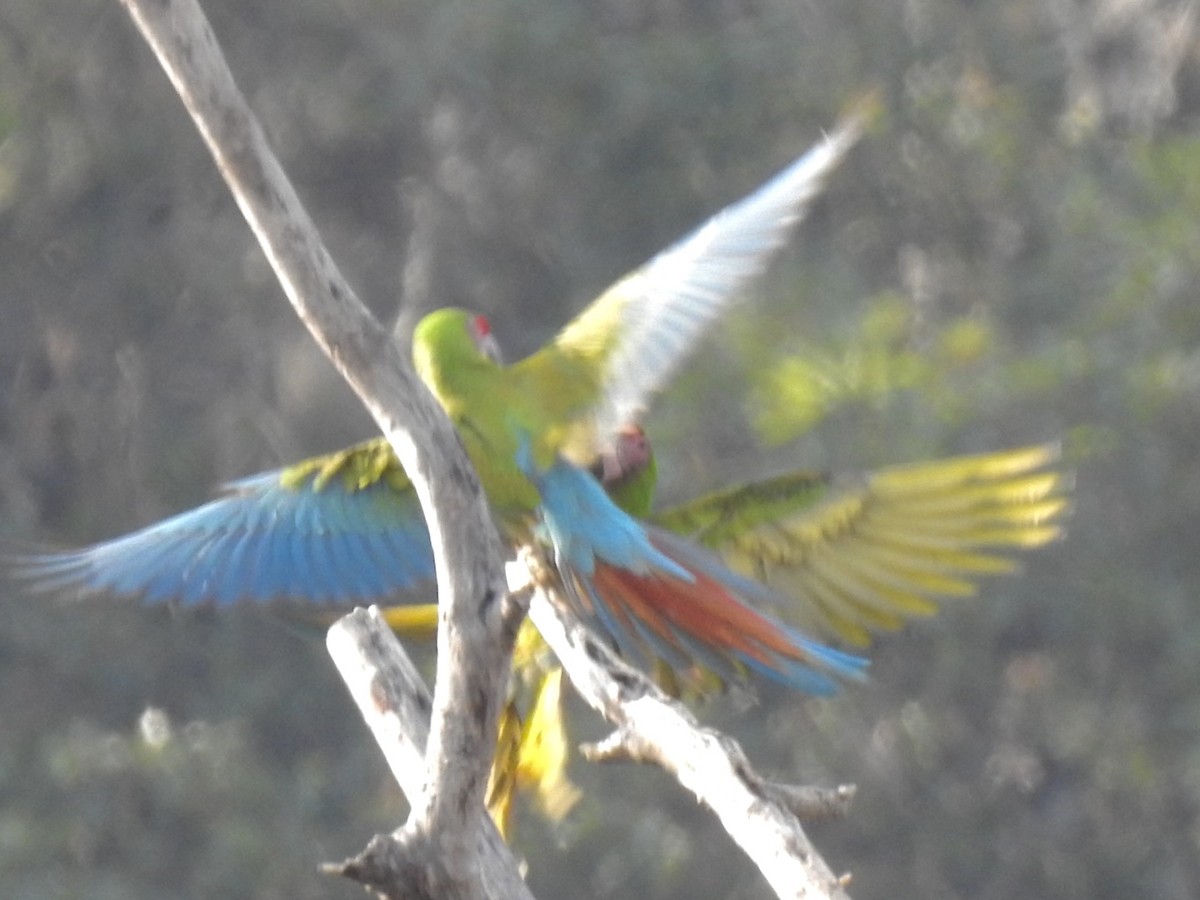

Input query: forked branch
[116,0,856,897]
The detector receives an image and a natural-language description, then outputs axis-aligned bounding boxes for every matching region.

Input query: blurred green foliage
[2,0,1199,897]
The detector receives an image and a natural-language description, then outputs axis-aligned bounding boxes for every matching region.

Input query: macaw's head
[412,308,503,392]
[594,425,653,486]
[594,425,658,518]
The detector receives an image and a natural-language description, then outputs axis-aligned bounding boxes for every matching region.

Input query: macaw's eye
[469,313,503,364]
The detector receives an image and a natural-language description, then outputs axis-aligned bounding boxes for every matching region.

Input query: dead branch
[117,0,521,896]
[116,1,858,897]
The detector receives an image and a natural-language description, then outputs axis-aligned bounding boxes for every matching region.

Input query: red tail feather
[589,561,804,671]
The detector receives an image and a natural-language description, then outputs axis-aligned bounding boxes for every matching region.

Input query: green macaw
[483,427,1067,833]
[15,107,871,696]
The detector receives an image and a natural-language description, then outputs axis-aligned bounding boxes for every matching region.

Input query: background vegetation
[2,0,1198,897]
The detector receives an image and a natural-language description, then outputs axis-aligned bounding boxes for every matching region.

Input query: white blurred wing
[525,109,865,458]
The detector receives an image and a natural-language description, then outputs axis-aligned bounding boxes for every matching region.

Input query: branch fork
[117,0,858,896]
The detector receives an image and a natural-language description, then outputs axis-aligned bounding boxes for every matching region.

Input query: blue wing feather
[8,467,436,607]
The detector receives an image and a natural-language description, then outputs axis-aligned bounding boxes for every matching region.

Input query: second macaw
[490,426,1066,831]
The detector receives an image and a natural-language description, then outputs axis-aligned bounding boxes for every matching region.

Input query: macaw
[11,107,872,696]
[486,429,1069,833]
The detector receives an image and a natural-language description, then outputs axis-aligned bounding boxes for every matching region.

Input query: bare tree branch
[117,1,860,898]
[324,608,437,801]
[513,556,857,900]
[324,608,534,900]
[116,0,522,896]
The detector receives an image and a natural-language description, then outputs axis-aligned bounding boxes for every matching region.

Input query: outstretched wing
[654,444,1069,646]
[7,438,436,607]
[516,103,871,464]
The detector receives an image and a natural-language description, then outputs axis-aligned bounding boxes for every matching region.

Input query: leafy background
[2,0,1198,897]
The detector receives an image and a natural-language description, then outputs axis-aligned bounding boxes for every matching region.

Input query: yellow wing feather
[658,444,1069,647]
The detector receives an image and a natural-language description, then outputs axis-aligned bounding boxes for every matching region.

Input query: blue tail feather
[528,454,868,695]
